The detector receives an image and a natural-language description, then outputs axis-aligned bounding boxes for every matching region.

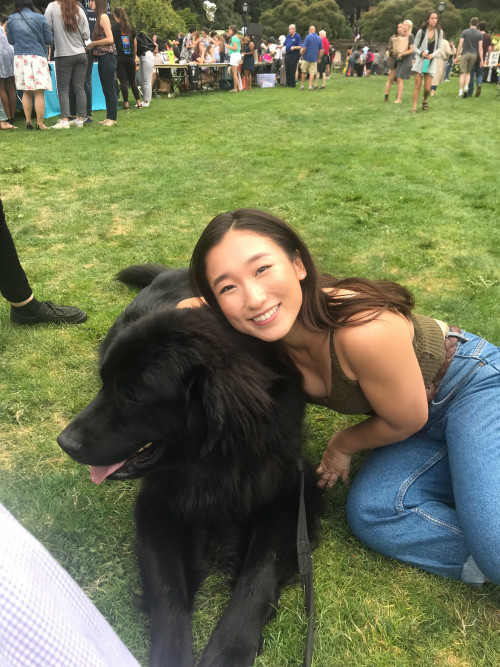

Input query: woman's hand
[317,435,352,489]
[86,42,94,51]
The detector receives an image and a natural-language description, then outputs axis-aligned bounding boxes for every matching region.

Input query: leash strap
[297,460,315,667]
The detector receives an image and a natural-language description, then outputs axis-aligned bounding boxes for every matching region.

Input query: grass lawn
[1,74,499,666]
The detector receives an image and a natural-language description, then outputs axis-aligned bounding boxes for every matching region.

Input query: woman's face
[403,22,410,35]
[205,230,306,343]
[428,13,438,28]
[89,0,96,10]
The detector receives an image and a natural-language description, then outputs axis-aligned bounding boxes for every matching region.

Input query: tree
[116,0,186,39]
[260,0,346,40]
[360,0,414,43]
[407,1,462,41]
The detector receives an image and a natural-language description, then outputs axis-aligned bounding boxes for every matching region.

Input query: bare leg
[0,79,10,119]
[394,78,404,102]
[33,90,47,127]
[7,78,17,118]
[412,72,422,111]
[22,90,34,124]
[384,69,395,98]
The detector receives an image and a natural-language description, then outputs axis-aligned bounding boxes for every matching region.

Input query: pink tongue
[90,461,126,485]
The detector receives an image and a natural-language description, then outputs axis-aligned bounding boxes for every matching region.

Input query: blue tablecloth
[44,61,106,118]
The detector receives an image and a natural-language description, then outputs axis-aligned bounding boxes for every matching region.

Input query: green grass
[1,75,499,666]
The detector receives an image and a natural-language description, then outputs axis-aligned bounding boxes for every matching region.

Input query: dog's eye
[125,392,141,403]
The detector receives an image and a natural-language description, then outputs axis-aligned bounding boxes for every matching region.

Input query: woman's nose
[245,282,266,308]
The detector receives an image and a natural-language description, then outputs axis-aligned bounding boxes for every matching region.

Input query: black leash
[297,460,315,667]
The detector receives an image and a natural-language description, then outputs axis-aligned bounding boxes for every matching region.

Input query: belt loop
[445,327,468,342]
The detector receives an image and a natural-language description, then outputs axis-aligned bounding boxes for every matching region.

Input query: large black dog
[58,265,322,667]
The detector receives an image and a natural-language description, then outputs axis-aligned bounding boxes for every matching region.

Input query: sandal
[1,121,17,130]
[412,109,417,114]
[100,119,116,126]
[422,100,429,111]
[36,124,50,131]
[26,122,34,130]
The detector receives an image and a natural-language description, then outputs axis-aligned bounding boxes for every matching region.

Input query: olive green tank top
[308,313,445,415]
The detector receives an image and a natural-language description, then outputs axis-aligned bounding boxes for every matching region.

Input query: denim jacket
[7,9,54,58]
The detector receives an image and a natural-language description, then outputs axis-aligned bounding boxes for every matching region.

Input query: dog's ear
[185,370,225,458]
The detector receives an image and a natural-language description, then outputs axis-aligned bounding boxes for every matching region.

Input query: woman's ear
[293,251,307,280]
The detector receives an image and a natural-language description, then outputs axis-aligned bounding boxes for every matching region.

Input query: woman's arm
[42,16,54,48]
[87,14,113,50]
[317,311,429,488]
[79,9,90,42]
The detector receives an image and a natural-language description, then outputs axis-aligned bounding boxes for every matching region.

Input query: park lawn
[0,74,499,666]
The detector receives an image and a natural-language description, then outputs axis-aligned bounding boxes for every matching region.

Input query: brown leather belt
[425,326,463,401]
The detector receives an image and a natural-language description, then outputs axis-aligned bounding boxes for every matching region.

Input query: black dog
[58,265,322,667]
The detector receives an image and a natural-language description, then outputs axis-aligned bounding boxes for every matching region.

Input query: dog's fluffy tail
[115,264,167,289]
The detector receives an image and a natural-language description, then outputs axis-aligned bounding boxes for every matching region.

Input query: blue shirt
[302,32,322,63]
[284,32,302,54]
[7,9,53,57]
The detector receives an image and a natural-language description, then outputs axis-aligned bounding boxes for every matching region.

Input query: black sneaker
[463,91,468,98]
[10,301,87,325]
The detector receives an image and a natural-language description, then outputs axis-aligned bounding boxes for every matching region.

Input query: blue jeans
[97,53,117,121]
[444,60,453,81]
[467,62,483,95]
[346,330,500,584]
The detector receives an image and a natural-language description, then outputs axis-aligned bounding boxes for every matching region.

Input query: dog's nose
[57,428,81,457]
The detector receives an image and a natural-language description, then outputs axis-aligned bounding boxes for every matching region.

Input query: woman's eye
[219,284,235,295]
[256,265,270,275]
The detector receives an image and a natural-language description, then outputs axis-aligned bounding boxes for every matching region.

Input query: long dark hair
[113,6,132,37]
[189,209,414,333]
[92,0,108,38]
[59,0,79,32]
[419,10,442,33]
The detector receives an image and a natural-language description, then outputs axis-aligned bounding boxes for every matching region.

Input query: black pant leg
[0,199,33,304]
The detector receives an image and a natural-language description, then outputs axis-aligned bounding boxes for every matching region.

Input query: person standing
[112,7,141,110]
[6,0,54,130]
[283,23,301,87]
[443,41,456,81]
[346,46,361,77]
[241,34,255,91]
[316,29,330,88]
[467,21,492,97]
[226,25,241,92]
[85,0,116,125]
[454,17,483,99]
[393,20,414,104]
[45,0,90,129]
[137,30,155,107]
[430,37,451,96]
[384,22,404,101]
[299,26,323,91]
[411,10,443,113]
[0,14,17,126]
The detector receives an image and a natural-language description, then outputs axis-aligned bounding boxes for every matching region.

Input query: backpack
[137,32,156,57]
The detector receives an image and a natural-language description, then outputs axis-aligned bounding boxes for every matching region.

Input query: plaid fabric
[0,504,140,667]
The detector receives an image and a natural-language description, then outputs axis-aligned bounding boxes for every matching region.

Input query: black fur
[58,265,322,667]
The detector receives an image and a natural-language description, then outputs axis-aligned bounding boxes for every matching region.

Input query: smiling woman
[189,207,500,587]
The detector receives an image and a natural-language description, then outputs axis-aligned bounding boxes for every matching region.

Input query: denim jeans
[467,62,483,95]
[97,53,117,121]
[346,330,500,584]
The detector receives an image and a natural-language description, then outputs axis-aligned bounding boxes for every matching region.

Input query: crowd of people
[0,3,496,131]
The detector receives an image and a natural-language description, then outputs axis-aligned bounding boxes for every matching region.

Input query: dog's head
[58,307,287,484]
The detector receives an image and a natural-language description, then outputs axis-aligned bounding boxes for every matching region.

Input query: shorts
[301,60,317,75]
[460,53,477,74]
[317,55,328,75]
[229,52,241,67]
[14,54,53,91]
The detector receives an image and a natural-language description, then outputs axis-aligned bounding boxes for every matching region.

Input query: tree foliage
[114,0,185,39]
[260,0,346,40]
[361,0,464,43]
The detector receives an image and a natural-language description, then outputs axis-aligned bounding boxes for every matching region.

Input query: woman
[241,34,254,91]
[431,36,451,96]
[393,19,414,104]
[443,41,456,81]
[384,22,404,102]
[185,208,500,587]
[112,7,141,110]
[137,32,154,107]
[412,10,443,113]
[45,0,89,129]
[0,14,17,127]
[226,25,242,92]
[7,0,53,130]
[85,0,116,126]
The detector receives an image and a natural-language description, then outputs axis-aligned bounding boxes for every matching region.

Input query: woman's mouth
[251,304,280,325]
